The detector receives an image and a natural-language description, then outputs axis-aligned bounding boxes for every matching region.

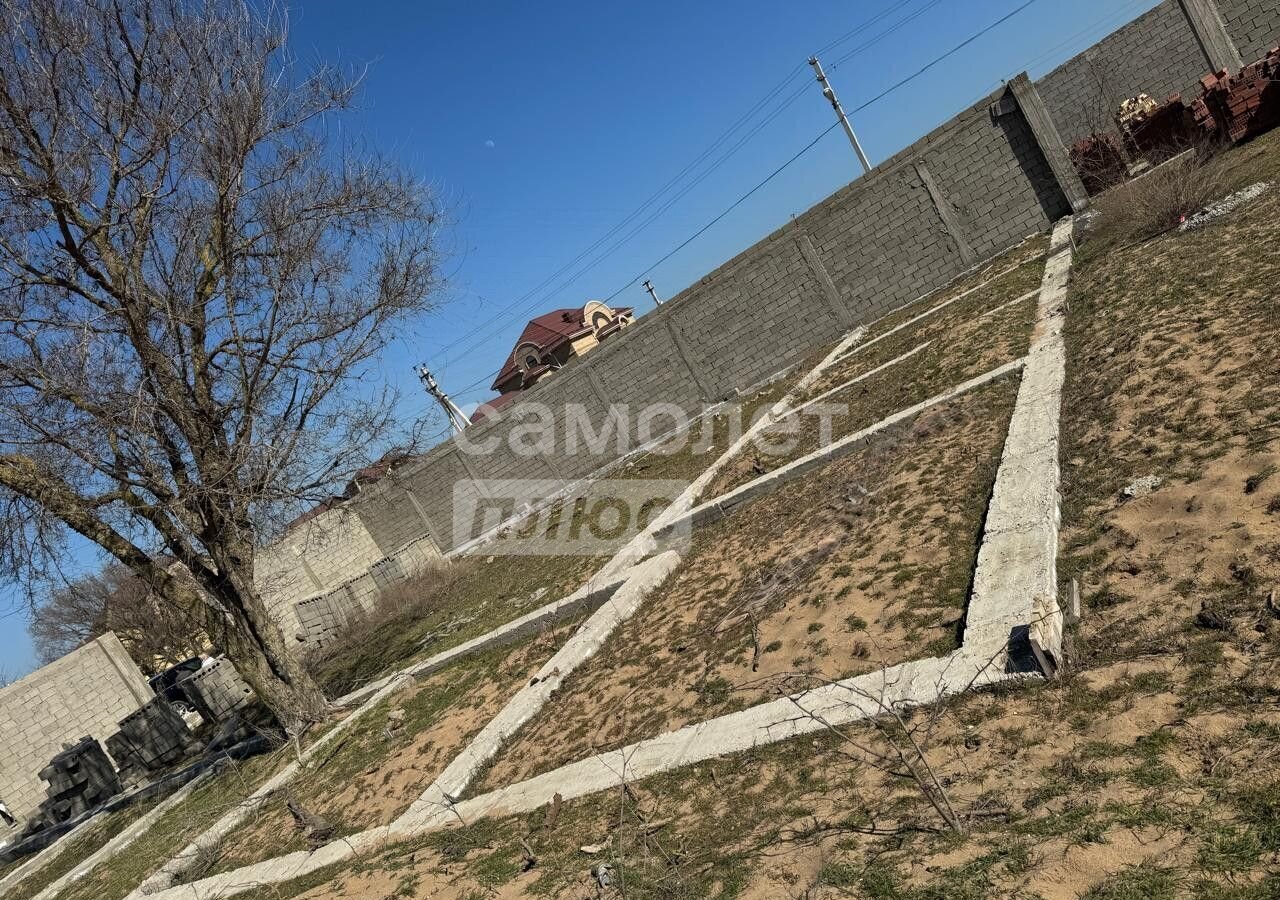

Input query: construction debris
[1180,182,1272,230]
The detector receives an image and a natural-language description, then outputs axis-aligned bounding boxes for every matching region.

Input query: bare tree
[29,563,208,671]
[0,0,441,729]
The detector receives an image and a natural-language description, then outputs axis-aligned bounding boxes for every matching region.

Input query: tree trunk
[201,561,330,734]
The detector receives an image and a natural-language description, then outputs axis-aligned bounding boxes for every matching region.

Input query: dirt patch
[475,380,1018,791]
[201,621,580,878]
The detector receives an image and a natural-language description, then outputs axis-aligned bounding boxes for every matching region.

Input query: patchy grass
[707,256,1041,498]
[858,232,1049,345]
[1,796,159,900]
[475,380,1017,791]
[69,112,1280,900]
[51,751,289,900]
[307,552,608,697]
[198,620,579,878]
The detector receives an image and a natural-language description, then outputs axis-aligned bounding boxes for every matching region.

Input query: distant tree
[0,0,441,730]
[29,564,208,672]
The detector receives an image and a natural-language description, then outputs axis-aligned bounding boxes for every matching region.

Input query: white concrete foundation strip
[829,257,1046,369]
[961,217,1073,669]
[126,232,1067,900]
[669,358,1027,534]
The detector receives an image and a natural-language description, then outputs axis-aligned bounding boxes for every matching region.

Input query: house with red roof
[470,300,634,423]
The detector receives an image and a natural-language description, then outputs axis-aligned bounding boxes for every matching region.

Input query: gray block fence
[263,0,1280,632]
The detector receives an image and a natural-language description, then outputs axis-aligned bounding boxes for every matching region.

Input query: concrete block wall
[1220,0,1280,62]
[254,504,389,638]
[0,633,151,822]
[1036,0,1219,148]
[251,0,1280,630]
[318,83,1066,572]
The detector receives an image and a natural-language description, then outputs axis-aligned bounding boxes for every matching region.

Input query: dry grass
[1086,148,1228,252]
[195,620,581,880]
[207,128,1280,900]
[475,380,1017,792]
[306,552,608,697]
[705,256,1042,499]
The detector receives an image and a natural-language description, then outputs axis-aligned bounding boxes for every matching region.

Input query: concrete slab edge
[961,216,1073,669]
[659,358,1027,541]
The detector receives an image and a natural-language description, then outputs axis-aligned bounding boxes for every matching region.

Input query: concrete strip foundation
[666,358,1028,534]
[132,567,630,894]
[829,270,1043,370]
[961,217,1073,671]
[132,218,1078,900]
[332,574,631,709]
[399,551,683,826]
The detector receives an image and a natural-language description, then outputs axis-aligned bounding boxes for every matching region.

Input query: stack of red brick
[1193,46,1280,144]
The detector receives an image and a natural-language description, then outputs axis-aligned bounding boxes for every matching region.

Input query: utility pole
[642,279,662,307]
[416,364,471,434]
[808,55,872,174]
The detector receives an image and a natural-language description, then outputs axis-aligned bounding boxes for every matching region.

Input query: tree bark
[201,539,330,731]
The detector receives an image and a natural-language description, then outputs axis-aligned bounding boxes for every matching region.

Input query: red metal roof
[491,308,592,390]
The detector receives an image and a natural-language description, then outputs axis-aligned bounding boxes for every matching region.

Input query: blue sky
[0,0,1162,679]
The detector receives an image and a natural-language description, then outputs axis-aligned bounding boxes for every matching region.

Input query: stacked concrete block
[180,658,254,722]
[294,592,344,646]
[32,737,121,827]
[105,697,195,782]
[0,633,150,821]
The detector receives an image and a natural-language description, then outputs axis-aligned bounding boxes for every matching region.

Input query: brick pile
[1123,93,1199,158]
[1193,46,1280,143]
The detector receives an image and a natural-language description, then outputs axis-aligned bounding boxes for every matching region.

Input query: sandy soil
[475,380,1018,792]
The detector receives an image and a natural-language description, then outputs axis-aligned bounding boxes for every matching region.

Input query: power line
[846,0,1045,115]
[604,122,843,303]
[437,0,1048,401]
[443,121,848,400]
[829,0,947,69]
[428,0,944,371]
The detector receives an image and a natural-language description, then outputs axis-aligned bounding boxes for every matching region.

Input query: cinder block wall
[1220,0,1280,62]
[332,83,1067,569]
[255,0,1280,624]
[0,633,151,821]
[1035,1,1213,148]
[254,505,389,638]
